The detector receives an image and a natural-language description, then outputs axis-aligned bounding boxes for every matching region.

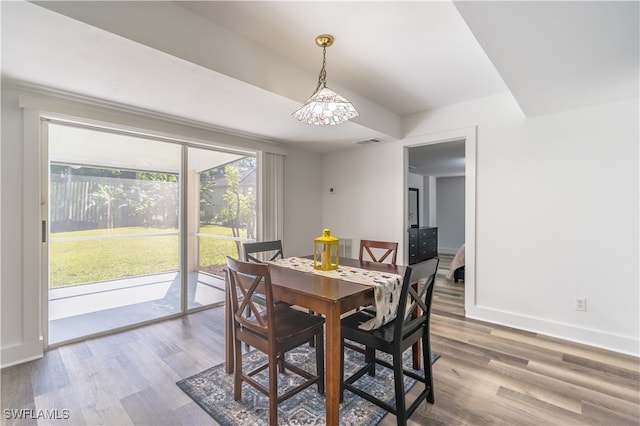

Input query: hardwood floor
[2,275,638,425]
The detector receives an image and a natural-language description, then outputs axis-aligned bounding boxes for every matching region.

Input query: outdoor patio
[48,271,226,345]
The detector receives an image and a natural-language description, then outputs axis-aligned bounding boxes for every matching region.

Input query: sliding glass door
[45,120,255,345]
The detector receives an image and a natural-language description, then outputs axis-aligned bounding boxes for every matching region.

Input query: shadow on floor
[48,271,226,345]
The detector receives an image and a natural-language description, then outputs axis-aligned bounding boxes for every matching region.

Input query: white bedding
[447,244,465,279]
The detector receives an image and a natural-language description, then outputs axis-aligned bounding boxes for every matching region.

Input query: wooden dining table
[224,257,410,426]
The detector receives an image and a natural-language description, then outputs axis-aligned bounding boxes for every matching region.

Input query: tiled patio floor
[48,271,226,345]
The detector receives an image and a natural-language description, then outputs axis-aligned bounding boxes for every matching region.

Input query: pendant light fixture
[293,34,359,125]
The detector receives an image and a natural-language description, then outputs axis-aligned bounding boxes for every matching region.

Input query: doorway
[404,127,476,315]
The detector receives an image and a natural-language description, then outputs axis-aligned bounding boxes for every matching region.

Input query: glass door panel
[186,147,256,310]
[47,123,182,345]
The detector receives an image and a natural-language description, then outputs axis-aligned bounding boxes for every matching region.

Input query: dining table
[224,256,410,426]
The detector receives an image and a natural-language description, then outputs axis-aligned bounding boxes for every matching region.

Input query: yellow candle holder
[313,228,339,271]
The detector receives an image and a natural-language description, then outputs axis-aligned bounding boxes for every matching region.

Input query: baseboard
[438,248,458,255]
[466,305,640,357]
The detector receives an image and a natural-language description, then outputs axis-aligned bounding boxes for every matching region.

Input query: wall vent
[337,237,354,258]
[355,138,382,145]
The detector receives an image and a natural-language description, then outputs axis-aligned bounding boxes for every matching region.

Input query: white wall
[427,176,437,227]
[324,93,639,355]
[322,142,405,260]
[436,176,465,254]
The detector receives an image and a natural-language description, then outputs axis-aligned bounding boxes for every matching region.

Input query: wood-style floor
[2,275,639,425]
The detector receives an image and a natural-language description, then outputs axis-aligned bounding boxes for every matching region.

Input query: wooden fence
[50,175,178,232]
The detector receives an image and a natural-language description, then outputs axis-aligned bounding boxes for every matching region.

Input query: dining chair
[243,240,284,263]
[359,239,398,265]
[340,257,439,426]
[226,256,325,426]
[242,240,292,357]
[347,240,399,359]
[243,239,318,349]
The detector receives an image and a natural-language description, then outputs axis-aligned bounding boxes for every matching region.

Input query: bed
[447,244,465,282]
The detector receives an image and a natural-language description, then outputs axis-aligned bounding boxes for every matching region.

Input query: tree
[124,173,179,228]
[217,164,256,255]
[88,183,125,229]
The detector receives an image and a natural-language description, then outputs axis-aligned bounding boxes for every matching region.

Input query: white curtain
[258,151,284,243]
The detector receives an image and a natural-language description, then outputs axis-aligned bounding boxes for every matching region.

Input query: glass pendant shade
[293,34,358,125]
[293,87,359,125]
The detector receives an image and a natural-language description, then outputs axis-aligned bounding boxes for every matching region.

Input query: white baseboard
[438,247,459,255]
[466,305,640,357]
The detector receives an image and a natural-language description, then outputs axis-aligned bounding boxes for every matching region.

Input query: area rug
[177,345,440,426]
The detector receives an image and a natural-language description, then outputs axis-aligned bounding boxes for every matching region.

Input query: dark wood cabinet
[408,227,437,264]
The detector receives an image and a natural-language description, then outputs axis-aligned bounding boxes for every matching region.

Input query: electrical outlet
[575,297,587,312]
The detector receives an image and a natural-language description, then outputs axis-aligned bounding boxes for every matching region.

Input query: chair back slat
[226,256,274,337]
[396,257,439,337]
[243,240,284,263]
[359,240,398,265]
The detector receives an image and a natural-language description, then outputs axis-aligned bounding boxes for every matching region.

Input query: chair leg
[316,330,325,394]
[393,349,407,426]
[244,306,252,351]
[268,351,278,426]
[233,338,243,401]
[422,334,435,404]
[339,337,345,403]
[278,351,285,373]
[308,310,316,347]
[365,346,376,376]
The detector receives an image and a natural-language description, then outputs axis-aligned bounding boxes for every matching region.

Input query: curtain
[258,151,284,243]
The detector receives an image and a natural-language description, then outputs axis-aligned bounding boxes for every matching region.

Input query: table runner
[267,257,403,330]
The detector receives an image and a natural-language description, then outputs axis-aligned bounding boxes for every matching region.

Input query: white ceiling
[408,140,466,177]
[2,0,638,174]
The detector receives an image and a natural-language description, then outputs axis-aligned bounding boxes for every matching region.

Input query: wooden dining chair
[340,257,439,426]
[242,240,292,356]
[243,239,317,349]
[226,256,325,426]
[359,239,398,265]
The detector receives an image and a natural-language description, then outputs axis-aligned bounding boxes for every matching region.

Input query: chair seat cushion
[246,305,325,343]
[342,309,424,350]
[342,310,396,344]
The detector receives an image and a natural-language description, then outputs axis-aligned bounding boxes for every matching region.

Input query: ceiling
[2,1,638,174]
[408,140,466,177]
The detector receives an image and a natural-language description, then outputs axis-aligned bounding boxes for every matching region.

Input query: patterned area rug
[177,345,440,426]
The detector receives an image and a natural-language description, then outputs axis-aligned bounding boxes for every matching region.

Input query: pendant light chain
[314,46,328,94]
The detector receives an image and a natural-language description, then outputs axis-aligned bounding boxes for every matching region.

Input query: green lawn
[50,225,247,287]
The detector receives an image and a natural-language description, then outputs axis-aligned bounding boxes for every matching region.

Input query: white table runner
[267,257,403,330]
